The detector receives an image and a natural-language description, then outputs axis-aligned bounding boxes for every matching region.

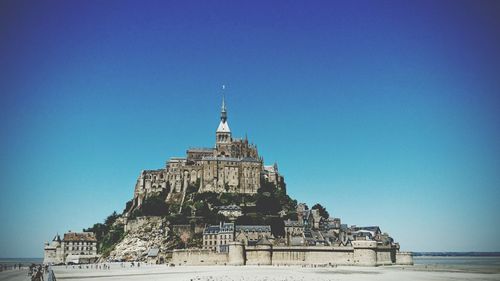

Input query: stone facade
[43,232,99,265]
[171,243,413,266]
[202,222,273,252]
[217,205,243,221]
[129,97,285,211]
[235,225,273,246]
[284,203,398,249]
[203,222,235,253]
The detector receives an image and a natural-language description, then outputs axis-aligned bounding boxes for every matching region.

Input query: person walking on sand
[32,268,44,281]
[48,268,57,281]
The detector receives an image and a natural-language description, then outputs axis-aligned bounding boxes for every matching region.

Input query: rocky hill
[107,216,173,262]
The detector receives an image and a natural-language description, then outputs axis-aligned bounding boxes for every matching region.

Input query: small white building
[43,231,100,264]
[217,205,243,220]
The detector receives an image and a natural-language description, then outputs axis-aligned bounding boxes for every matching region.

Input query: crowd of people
[0,263,55,281]
[0,263,24,271]
[28,264,47,281]
[1,261,157,281]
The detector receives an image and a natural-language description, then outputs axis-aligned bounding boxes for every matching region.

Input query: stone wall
[170,244,411,267]
[376,246,395,266]
[227,242,245,265]
[352,241,377,266]
[272,246,354,265]
[171,249,228,265]
[245,245,272,265]
[395,252,414,265]
[125,216,163,233]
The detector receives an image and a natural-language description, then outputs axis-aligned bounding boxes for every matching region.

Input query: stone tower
[215,96,232,156]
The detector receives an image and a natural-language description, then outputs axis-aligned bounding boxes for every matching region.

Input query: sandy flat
[31,264,500,281]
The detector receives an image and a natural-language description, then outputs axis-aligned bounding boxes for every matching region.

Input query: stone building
[43,234,64,265]
[43,231,99,264]
[202,222,273,252]
[262,163,285,190]
[129,97,285,211]
[202,222,235,252]
[235,225,273,246]
[217,205,243,221]
[284,220,305,246]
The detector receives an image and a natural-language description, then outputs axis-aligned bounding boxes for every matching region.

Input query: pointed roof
[217,120,231,133]
[217,95,231,133]
[256,236,272,245]
[52,234,61,242]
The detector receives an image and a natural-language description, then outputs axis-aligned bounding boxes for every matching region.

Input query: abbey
[130,97,285,209]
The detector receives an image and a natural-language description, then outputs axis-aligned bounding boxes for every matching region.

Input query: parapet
[352,240,378,249]
[352,241,378,266]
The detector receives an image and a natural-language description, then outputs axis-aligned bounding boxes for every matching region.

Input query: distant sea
[413,256,500,273]
[0,258,43,267]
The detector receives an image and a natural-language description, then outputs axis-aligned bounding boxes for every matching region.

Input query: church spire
[216,86,231,144]
[220,85,228,122]
[221,94,227,122]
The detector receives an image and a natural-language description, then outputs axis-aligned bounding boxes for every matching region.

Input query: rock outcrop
[107,216,173,262]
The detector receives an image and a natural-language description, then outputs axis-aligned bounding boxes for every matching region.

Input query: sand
[1,264,499,281]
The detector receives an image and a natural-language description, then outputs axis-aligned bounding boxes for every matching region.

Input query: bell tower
[216,95,232,148]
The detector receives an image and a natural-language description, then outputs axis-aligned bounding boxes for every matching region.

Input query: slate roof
[147,248,159,257]
[217,120,231,133]
[203,223,235,234]
[284,220,303,227]
[52,234,61,242]
[63,232,97,242]
[188,147,215,152]
[217,205,242,211]
[204,225,221,234]
[256,236,272,245]
[353,226,381,233]
[236,225,271,232]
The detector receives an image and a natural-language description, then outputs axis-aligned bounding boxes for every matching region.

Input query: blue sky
[1,0,499,257]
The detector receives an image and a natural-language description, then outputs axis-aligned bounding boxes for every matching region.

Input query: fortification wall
[305,248,354,265]
[271,246,354,265]
[245,245,272,265]
[172,245,407,267]
[271,248,306,265]
[376,246,395,266]
[352,241,377,266]
[395,252,414,265]
[227,242,245,265]
[171,249,228,265]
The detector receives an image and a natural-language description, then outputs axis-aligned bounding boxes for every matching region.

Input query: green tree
[311,203,330,219]
[83,210,125,256]
[123,200,133,214]
[141,195,169,216]
[105,211,119,226]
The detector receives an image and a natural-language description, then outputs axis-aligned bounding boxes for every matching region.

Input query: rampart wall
[171,249,228,265]
[171,243,413,267]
